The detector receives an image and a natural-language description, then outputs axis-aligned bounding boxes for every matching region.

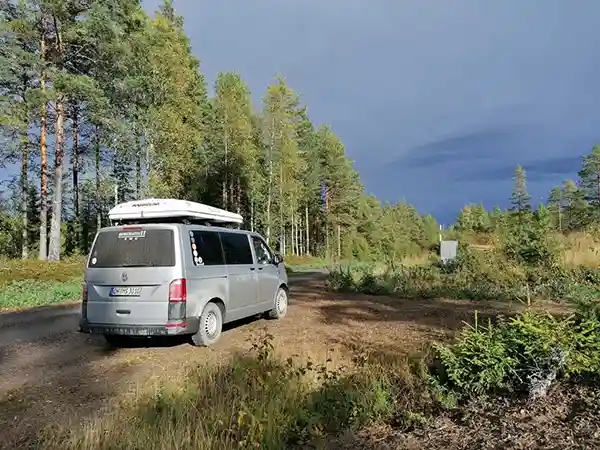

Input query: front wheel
[268,287,288,320]
[191,302,223,347]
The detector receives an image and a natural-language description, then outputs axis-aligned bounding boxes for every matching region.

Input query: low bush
[429,303,600,408]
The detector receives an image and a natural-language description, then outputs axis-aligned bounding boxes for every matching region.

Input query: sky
[142,0,600,224]
[4,1,598,224]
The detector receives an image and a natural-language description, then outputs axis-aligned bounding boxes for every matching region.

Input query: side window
[219,232,253,265]
[251,236,272,265]
[189,230,225,266]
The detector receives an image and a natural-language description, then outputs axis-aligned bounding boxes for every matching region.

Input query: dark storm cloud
[141,0,600,223]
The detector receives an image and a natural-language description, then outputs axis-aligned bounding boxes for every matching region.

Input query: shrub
[429,303,600,406]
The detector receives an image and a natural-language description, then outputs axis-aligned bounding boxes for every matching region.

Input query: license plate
[110,286,142,297]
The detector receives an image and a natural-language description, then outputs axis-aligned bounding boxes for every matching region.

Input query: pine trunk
[48,96,66,261]
[95,129,101,231]
[20,137,29,259]
[38,38,48,260]
[265,121,275,244]
[136,151,142,199]
[72,110,80,246]
[305,205,309,256]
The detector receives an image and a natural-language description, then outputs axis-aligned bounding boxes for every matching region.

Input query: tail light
[81,282,88,319]
[168,278,187,320]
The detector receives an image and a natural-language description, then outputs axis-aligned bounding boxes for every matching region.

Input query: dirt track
[0,273,520,449]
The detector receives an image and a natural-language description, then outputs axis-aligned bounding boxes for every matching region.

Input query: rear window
[88,228,176,268]
[219,232,253,265]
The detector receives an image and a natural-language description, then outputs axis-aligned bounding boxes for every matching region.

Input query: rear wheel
[268,287,288,319]
[191,302,223,347]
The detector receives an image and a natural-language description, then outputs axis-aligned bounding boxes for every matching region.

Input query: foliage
[429,303,600,406]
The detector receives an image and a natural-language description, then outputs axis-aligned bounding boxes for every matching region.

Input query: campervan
[78,199,288,347]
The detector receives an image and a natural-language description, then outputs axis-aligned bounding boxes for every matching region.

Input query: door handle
[249,267,256,271]
[258,267,264,271]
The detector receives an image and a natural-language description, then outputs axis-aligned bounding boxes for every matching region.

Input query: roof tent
[108,198,243,225]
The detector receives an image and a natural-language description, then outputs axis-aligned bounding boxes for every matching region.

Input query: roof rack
[108,198,243,226]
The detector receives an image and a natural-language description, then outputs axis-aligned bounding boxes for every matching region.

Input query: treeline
[0,0,439,261]
[455,148,600,236]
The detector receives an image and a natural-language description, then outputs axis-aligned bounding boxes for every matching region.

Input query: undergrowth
[327,244,600,303]
[40,332,404,450]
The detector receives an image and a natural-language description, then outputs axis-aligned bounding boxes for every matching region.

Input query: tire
[268,287,288,320]
[191,302,223,347]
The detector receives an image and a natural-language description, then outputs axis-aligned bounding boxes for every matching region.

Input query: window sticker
[91,257,97,265]
[118,230,146,240]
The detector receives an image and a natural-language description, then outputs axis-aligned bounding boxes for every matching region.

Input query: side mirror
[273,253,283,265]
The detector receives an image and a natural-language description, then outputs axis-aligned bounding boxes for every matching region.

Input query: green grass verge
[0,279,82,311]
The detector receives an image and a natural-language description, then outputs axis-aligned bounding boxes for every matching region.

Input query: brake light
[168,279,187,321]
[82,282,88,302]
[168,279,187,302]
[122,226,143,230]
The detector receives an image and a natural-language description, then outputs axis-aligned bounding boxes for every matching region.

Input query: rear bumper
[78,317,199,336]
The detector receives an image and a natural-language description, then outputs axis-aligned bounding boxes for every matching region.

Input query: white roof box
[108,198,243,225]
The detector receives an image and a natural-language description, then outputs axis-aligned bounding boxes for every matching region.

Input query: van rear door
[85,225,182,326]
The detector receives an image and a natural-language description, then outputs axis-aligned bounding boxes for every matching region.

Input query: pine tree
[577,144,600,221]
[509,164,531,219]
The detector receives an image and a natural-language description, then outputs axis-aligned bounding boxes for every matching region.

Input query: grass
[38,332,411,450]
[0,279,81,311]
[0,256,84,311]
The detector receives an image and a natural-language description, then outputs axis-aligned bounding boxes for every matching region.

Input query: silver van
[78,223,288,347]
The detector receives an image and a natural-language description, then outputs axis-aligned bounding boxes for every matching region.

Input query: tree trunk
[222,116,229,210]
[38,39,48,260]
[236,177,241,215]
[20,137,29,259]
[48,95,66,261]
[337,223,341,261]
[95,128,101,231]
[72,109,80,246]
[290,212,295,256]
[305,205,309,256]
[596,174,600,222]
[265,121,275,244]
[136,150,142,199]
[279,164,284,255]
[250,195,255,232]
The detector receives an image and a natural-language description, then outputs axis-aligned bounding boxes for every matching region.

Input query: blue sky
[146,0,600,223]
[142,0,600,223]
